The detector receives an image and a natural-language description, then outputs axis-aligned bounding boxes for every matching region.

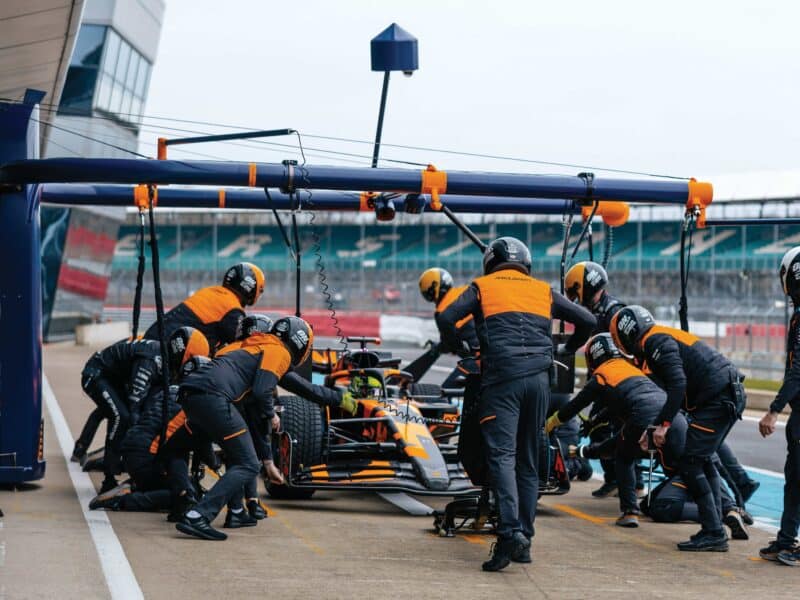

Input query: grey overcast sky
[143,0,800,179]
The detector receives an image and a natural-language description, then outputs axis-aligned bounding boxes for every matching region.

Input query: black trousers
[81,374,130,482]
[680,398,737,535]
[778,411,800,549]
[648,472,735,523]
[480,371,549,540]
[615,413,687,513]
[182,393,260,522]
[120,452,193,512]
[588,404,617,485]
[716,440,755,504]
[75,407,104,451]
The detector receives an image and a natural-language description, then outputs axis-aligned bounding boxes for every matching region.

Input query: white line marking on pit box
[43,375,144,600]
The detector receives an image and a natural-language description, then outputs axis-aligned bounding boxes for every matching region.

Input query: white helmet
[779,246,800,299]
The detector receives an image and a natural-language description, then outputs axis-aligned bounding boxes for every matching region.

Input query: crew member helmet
[272,316,314,367]
[168,327,210,376]
[482,236,532,275]
[609,305,655,357]
[223,262,265,306]
[418,268,453,303]
[565,261,609,307]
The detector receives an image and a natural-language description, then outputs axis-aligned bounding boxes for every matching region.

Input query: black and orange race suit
[637,324,743,536]
[117,386,205,511]
[438,268,596,387]
[178,332,292,522]
[438,267,595,541]
[771,307,800,550]
[590,291,625,335]
[556,358,686,513]
[144,285,245,352]
[434,285,479,355]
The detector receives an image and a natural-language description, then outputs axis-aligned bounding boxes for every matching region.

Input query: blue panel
[0,96,45,482]
[370,23,418,72]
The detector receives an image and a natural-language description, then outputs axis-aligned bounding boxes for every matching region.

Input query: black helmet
[584,333,623,374]
[223,262,265,306]
[565,261,608,307]
[780,246,800,303]
[609,305,655,357]
[239,314,274,340]
[483,236,532,275]
[418,268,453,303]
[272,316,314,367]
[168,326,210,377]
[179,355,211,381]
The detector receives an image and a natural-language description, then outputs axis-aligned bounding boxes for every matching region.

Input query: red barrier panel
[58,264,110,300]
[725,323,786,338]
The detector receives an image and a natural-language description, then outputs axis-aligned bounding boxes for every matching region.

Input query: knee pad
[650,499,684,523]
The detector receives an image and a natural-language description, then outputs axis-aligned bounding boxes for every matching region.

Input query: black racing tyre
[267,395,326,500]
[409,383,442,399]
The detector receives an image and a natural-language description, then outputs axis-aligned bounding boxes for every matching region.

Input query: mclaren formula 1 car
[268,337,475,499]
[267,337,572,509]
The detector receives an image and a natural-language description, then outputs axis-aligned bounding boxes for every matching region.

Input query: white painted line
[741,414,785,427]
[43,375,144,600]
[741,464,785,479]
[430,366,453,373]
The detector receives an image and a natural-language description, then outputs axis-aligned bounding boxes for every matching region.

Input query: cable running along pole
[131,210,147,338]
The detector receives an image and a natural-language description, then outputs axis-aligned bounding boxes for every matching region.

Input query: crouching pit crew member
[439,236,596,571]
[144,262,265,352]
[545,333,687,528]
[758,246,800,566]
[79,327,210,494]
[175,316,313,541]
[89,355,214,515]
[611,305,746,552]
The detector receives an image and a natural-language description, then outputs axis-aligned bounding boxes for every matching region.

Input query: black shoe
[739,508,754,526]
[224,509,257,529]
[723,510,749,540]
[247,499,267,520]
[99,478,118,495]
[167,491,198,523]
[592,482,618,498]
[176,514,227,541]
[677,530,729,552]
[759,540,797,562]
[739,480,760,504]
[616,511,640,528]
[71,442,87,463]
[482,532,528,571]
[510,533,532,564]
[576,461,593,482]
[89,488,128,511]
[777,548,800,567]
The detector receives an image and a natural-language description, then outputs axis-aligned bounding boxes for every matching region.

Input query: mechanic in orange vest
[439,236,595,571]
[144,262,265,352]
[175,316,313,541]
[407,268,480,386]
[610,305,746,552]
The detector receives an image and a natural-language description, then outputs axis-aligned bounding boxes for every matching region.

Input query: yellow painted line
[551,504,607,525]
[461,534,490,545]
[273,516,325,555]
[749,556,766,562]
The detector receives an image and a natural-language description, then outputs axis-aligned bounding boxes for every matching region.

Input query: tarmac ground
[0,341,796,600]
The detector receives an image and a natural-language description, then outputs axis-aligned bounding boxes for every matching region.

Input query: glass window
[130,97,142,123]
[135,59,149,97]
[96,73,113,110]
[115,42,132,88]
[103,29,121,75]
[109,82,124,114]
[59,24,107,114]
[126,52,139,92]
[69,25,106,67]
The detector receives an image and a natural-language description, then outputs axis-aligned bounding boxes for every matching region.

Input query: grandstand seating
[112,221,799,273]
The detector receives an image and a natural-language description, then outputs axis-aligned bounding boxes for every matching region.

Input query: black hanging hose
[131,211,146,339]
[144,185,172,446]
[678,213,696,332]
[601,223,614,269]
[559,211,575,335]
[568,201,599,262]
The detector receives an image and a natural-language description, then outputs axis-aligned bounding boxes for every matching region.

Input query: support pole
[372,71,391,168]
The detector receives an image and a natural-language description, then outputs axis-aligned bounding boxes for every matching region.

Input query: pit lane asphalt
[1,341,796,600]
